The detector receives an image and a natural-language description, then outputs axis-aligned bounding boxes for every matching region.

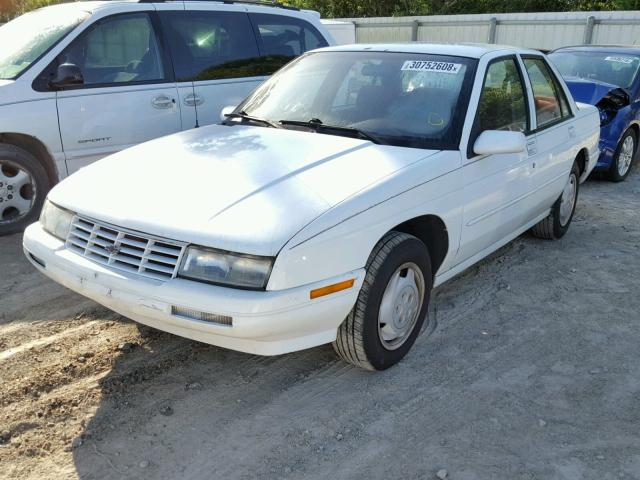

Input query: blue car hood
[564,77,630,106]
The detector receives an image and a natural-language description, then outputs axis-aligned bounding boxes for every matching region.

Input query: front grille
[66,217,185,281]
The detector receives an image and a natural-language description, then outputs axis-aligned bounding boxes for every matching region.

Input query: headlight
[40,199,75,240]
[178,246,273,289]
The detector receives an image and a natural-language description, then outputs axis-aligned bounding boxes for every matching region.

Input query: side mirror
[473,130,526,156]
[220,105,237,122]
[49,63,84,89]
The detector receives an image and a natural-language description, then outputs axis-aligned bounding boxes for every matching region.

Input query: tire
[0,144,50,236]
[333,231,433,371]
[608,129,636,182]
[530,161,580,240]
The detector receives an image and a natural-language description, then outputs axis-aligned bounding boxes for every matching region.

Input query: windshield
[549,50,640,89]
[0,8,88,80]
[236,51,477,150]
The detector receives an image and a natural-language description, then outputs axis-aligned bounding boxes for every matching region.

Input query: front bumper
[23,223,364,356]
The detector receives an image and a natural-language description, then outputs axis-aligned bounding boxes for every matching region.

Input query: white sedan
[23,44,600,370]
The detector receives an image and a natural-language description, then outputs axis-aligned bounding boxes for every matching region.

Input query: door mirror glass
[220,105,236,122]
[49,63,84,88]
[473,130,526,156]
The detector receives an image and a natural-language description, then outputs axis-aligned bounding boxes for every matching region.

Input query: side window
[523,57,571,128]
[159,11,259,82]
[59,13,165,86]
[250,13,328,75]
[476,58,528,133]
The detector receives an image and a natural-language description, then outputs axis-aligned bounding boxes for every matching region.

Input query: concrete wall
[336,11,640,50]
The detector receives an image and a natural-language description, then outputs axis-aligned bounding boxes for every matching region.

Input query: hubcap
[559,173,577,227]
[618,135,634,177]
[378,262,425,351]
[0,160,36,225]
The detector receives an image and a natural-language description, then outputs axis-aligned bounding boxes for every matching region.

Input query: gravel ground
[1,170,639,480]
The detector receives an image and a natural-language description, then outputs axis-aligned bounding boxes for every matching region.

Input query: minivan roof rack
[136,0,300,10]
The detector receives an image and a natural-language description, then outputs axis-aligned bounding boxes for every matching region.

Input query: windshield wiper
[225,111,281,129]
[279,119,383,145]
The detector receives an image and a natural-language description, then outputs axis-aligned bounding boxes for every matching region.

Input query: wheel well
[390,215,449,276]
[576,148,588,177]
[0,133,58,186]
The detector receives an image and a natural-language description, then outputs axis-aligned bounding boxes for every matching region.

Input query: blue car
[549,46,640,182]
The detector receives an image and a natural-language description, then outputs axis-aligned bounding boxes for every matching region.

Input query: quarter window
[523,57,571,128]
[58,13,165,86]
[159,11,260,82]
[250,13,328,75]
[476,58,528,133]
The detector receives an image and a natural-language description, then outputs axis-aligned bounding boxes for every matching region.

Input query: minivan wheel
[0,144,49,236]
[333,231,432,371]
[530,161,580,240]
[608,129,636,182]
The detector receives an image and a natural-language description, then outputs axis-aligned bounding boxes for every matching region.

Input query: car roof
[36,0,314,16]
[552,45,640,55]
[317,42,543,59]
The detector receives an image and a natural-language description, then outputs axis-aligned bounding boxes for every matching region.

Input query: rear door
[54,11,182,174]
[521,55,576,217]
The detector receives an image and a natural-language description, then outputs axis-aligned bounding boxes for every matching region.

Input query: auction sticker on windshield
[401,61,463,74]
[604,56,635,64]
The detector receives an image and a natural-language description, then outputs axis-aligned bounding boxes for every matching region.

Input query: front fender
[267,151,463,291]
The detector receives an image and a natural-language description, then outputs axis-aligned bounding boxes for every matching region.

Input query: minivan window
[58,13,165,86]
[159,11,260,82]
[250,13,329,75]
[0,9,88,80]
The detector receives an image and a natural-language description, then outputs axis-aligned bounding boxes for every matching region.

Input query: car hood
[50,125,439,256]
[564,77,630,107]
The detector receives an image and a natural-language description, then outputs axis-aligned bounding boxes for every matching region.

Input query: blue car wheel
[608,129,636,182]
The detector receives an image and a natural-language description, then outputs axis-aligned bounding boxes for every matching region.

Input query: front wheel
[608,129,636,182]
[530,161,580,240]
[333,231,432,371]
[0,144,49,236]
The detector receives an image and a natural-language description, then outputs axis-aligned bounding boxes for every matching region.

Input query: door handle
[151,95,175,109]
[526,139,537,156]
[183,93,204,107]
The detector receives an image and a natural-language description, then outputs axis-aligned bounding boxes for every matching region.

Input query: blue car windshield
[549,50,640,89]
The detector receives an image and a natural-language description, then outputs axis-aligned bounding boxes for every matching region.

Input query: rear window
[249,13,328,75]
[159,11,260,82]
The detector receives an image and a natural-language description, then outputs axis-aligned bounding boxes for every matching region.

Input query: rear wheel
[531,161,580,240]
[333,231,432,371]
[0,144,49,236]
[608,129,636,182]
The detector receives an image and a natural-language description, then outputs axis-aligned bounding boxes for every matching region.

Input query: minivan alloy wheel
[0,159,36,225]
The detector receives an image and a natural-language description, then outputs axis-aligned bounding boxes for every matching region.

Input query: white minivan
[0,0,332,235]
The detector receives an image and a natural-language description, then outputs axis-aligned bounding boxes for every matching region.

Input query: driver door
[456,56,537,264]
[54,12,182,174]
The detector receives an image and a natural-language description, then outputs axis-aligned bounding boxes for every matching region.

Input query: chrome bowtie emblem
[105,245,120,255]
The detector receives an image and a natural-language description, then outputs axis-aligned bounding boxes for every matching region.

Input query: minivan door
[54,12,182,174]
[160,6,265,127]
